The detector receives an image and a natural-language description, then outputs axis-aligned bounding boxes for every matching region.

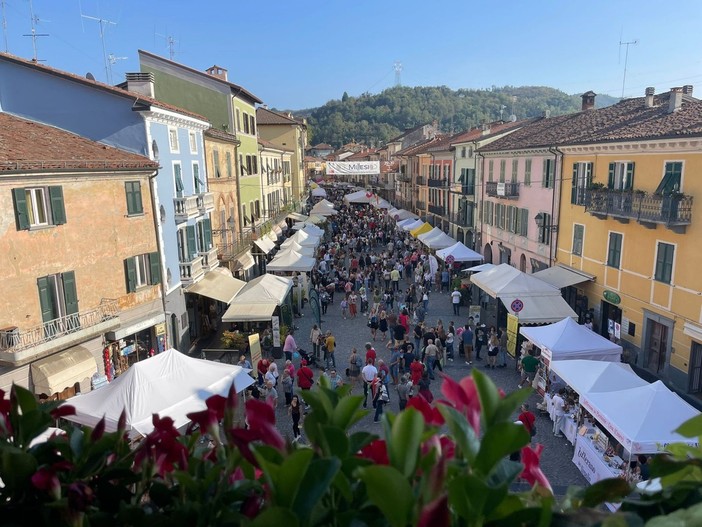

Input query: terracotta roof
[345,148,379,161]
[138,49,262,104]
[395,135,447,156]
[312,143,333,149]
[386,124,426,143]
[480,92,702,152]
[204,127,239,143]
[304,156,322,162]
[0,112,159,172]
[256,107,305,126]
[0,52,208,123]
[450,119,533,146]
[258,137,293,152]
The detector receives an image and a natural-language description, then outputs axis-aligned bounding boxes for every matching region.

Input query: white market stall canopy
[519,317,622,362]
[417,227,443,242]
[281,230,321,248]
[230,273,293,306]
[185,267,247,304]
[550,360,647,395]
[402,219,424,232]
[533,265,595,289]
[277,240,315,257]
[391,209,418,221]
[253,236,277,255]
[372,198,392,209]
[301,224,325,236]
[343,190,382,204]
[462,263,495,273]
[503,294,578,324]
[397,218,416,229]
[310,201,338,216]
[581,381,700,454]
[311,187,327,197]
[306,214,326,225]
[266,250,317,273]
[436,242,483,263]
[64,349,254,438]
[421,230,458,250]
[286,212,308,222]
[470,263,561,299]
[223,303,277,322]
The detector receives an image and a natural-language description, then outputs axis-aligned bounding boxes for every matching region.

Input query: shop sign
[154,323,166,336]
[603,290,621,305]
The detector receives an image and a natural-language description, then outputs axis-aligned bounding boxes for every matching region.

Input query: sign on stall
[572,436,620,484]
[507,314,519,357]
[248,334,262,370]
[271,316,281,348]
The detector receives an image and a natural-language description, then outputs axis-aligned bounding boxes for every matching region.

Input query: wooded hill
[293,86,618,148]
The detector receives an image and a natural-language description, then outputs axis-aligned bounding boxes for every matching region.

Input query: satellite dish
[86,72,96,81]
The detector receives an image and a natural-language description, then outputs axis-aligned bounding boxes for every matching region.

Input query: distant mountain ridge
[288,86,618,148]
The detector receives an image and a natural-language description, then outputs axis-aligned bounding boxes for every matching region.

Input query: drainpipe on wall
[547,146,564,268]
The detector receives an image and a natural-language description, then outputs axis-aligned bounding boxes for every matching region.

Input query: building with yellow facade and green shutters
[556,86,702,398]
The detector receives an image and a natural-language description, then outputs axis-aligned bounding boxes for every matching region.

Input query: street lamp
[534,212,558,232]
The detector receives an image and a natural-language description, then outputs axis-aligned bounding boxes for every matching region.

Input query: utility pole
[393,61,402,87]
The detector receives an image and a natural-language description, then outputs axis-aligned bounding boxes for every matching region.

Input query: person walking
[281,369,293,406]
[283,330,299,362]
[289,395,302,442]
[362,359,378,409]
[518,403,537,442]
[378,310,388,341]
[310,324,321,360]
[451,287,462,315]
[518,348,539,388]
[348,347,362,390]
[325,330,336,368]
[552,389,566,437]
[497,326,508,368]
[396,374,410,411]
[372,373,389,422]
[348,291,358,318]
[424,339,439,380]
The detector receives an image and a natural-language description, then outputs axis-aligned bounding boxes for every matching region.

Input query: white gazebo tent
[64,349,254,438]
[391,209,419,221]
[417,227,443,242]
[580,381,699,454]
[310,201,338,216]
[276,240,315,257]
[550,360,647,395]
[266,250,317,273]
[306,214,326,225]
[343,190,373,204]
[372,198,392,209]
[420,230,458,250]
[281,230,321,248]
[402,219,424,232]
[519,317,622,363]
[311,187,327,198]
[222,274,294,323]
[397,218,417,229]
[301,224,325,236]
[462,263,495,273]
[437,242,483,262]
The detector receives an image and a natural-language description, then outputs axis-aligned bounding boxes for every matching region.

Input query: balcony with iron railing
[450,212,472,226]
[485,181,520,198]
[174,195,200,222]
[197,192,215,214]
[0,299,120,366]
[461,183,476,196]
[416,176,426,185]
[585,189,693,232]
[428,204,446,216]
[180,256,205,285]
[199,246,219,271]
[396,173,411,183]
[428,178,449,188]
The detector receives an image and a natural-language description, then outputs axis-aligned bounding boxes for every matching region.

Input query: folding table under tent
[580,381,699,454]
[550,360,647,395]
[266,250,317,273]
[519,317,622,363]
[436,242,483,262]
[64,349,254,439]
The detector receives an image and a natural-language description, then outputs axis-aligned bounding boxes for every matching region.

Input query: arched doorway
[483,244,493,263]
[520,254,527,272]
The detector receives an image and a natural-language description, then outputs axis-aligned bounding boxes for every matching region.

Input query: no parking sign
[445,255,455,265]
[510,298,524,313]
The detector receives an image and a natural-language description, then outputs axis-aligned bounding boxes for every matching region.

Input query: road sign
[445,255,455,265]
[510,298,524,313]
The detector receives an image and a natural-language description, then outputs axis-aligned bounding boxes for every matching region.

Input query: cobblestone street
[273,274,587,492]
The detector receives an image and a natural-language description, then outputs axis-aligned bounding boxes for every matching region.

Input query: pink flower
[520,444,552,492]
[406,395,444,426]
[357,439,389,465]
[50,404,75,420]
[438,435,456,459]
[67,481,94,512]
[31,467,61,500]
[90,417,106,441]
[133,414,188,477]
[439,375,481,434]
[228,399,285,467]
[418,494,449,527]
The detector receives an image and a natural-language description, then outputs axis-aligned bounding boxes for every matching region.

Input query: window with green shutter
[511,159,518,183]
[543,159,555,188]
[654,242,674,284]
[149,252,161,285]
[571,162,593,205]
[607,232,623,268]
[608,162,635,190]
[537,213,552,245]
[186,225,197,260]
[213,149,221,178]
[125,181,143,215]
[519,208,529,237]
[225,151,233,178]
[37,271,78,327]
[203,217,212,249]
[488,160,494,182]
[12,186,67,229]
[572,224,584,256]
[655,162,683,194]
[524,159,532,186]
[174,163,184,198]
[499,160,506,183]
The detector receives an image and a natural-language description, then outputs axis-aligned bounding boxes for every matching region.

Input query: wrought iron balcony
[485,181,520,198]
[450,212,472,226]
[428,178,449,188]
[180,256,205,285]
[197,192,215,214]
[428,204,446,216]
[0,299,120,366]
[396,173,411,183]
[174,196,200,222]
[585,189,693,232]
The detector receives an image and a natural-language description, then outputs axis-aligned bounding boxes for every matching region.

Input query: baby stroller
[298,349,321,369]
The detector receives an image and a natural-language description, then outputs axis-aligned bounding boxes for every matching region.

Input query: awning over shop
[501,295,577,324]
[185,268,246,304]
[232,250,256,272]
[253,236,276,255]
[533,265,595,289]
[31,345,97,396]
[222,303,277,322]
[106,299,165,341]
[286,212,308,222]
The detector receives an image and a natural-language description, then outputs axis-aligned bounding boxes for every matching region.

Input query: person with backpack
[372,372,389,422]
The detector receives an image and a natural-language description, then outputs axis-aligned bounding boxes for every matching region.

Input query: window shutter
[571,164,579,204]
[520,209,529,237]
[175,165,184,195]
[625,162,635,190]
[149,252,161,285]
[607,163,616,189]
[125,258,137,293]
[186,225,197,259]
[203,217,212,249]
[37,276,56,323]
[12,188,29,230]
[49,186,66,225]
[62,271,79,316]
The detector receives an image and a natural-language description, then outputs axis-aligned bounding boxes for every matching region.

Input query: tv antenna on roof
[1,0,9,52]
[23,0,49,61]
[394,61,402,87]
[81,13,116,83]
[618,32,638,99]
[108,53,128,84]
[156,32,178,61]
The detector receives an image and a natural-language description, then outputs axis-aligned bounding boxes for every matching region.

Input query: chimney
[581,90,596,111]
[205,65,228,81]
[668,87,684,113]
[543,109,551,118]
[124,72,155,98]
[645,87,655,108]
[481,123,491,135]
[683,85,694,96]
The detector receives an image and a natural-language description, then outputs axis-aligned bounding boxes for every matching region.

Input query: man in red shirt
[296,360,314,391]
[365,342,377,365]
[518,403,536,441]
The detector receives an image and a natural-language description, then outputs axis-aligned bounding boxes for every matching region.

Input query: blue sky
[2,0,701,110]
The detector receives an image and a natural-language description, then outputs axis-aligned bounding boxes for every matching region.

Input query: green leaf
[580,477,632,508]
[250,506,300,527]
[11,385,38,414]
[485,458,523,489]
[388,408,423,478]
[492,387,532,424]
[273,449,314,507]
[319,425,350,458]
[437,404,480,463]
[348,431,376,454]
[474,369,500,426]
[675,413,702,438]
[448,474,488,520]
[292,458,341,519]
[331,394,366,430]
[357,465,414,527]
[0,448,37,491]
[474,422,529,475]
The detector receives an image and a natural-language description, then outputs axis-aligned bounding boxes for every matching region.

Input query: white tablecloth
[572,435,623,484]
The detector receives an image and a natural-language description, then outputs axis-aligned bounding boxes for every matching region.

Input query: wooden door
[647,321,668,374]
